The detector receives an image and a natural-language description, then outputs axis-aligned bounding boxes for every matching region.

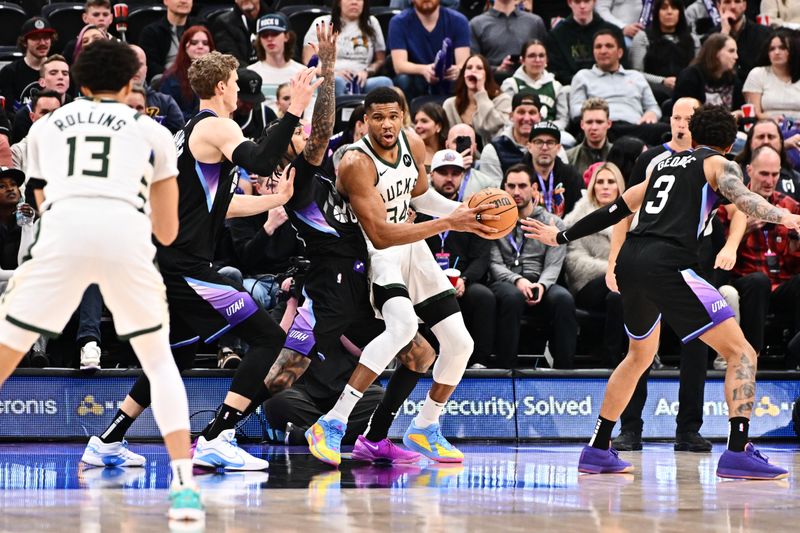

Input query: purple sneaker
[351,435,421,464]
[578,446,634,474]
[717,443,789,480]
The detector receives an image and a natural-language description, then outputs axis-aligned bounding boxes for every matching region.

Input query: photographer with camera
[718,145,800,369]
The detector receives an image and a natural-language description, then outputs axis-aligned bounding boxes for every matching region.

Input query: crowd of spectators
[0,0,799,371]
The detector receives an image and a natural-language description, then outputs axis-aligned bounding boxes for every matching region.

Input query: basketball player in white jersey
[0,40,202,521]
[306,87,498,466]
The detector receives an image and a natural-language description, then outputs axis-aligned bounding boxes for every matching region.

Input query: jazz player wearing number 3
[306,87,499,466]
[0,41,202,520]
[524,105,800,480]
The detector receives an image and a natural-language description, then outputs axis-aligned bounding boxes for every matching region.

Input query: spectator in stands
[444,124,499,195]
[597,0,645,41]
[303,0,392,96]
[160,26,214,121]
[390,0,458,8]
[760,0,800,27]
[630,0,700,103]
[211,0,267,67]
[125,84,148,113]
[11,55,71,144]
[605,135,646,185]
[736,118,800,201]
[248,13,307,115]
[567,97,613,177]
[674,33,744,112]
[442,54,511,145]
[0,17,57,111]
[468,0,546,76]
[10,90,61,174]
[413,102,449,170]
[73,24,109,61]
[391,86,415,131]
[545,0,627,85]
[713,0,772,83]
[417,149,496,368]
[563,162,626,367]
[521,121,584,218]
[718,145,800,367]
[571,29,668,145]
[272,82,291,118]
[489,164,577,369]
[481,92,541,181]
[329,104,368,174]
[0,167,35,289]
[500,40,571,138]
[139,0,199,80]
[387,0,470,99]
[233,69,277,140]
[743,30,800,122]
[129,44,185,133]
[63,0,114,64]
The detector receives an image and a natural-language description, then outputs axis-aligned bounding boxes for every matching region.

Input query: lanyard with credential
[536,171,555,212]
[438,171,472,251]
[506,227,525,266]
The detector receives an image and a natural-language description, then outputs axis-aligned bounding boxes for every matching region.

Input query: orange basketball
[467,187,518,240]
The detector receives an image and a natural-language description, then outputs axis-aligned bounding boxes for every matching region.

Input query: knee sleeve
[129,329,190,436]
[430,313,474,386]
[359,297,417,376]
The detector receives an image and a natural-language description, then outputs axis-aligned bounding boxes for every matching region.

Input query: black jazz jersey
[285,154,368,260]
[158,110,237,268]
[630,147,722,254]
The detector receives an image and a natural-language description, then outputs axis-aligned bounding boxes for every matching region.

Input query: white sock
[323,385,363,424]
[414,394,446,428]
[170,458,194,490]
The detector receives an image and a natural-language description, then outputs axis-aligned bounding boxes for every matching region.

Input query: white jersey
[26,98,178,211]
[349,130,418,225]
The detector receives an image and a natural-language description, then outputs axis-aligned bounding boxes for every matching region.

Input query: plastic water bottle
[16,200,33,227]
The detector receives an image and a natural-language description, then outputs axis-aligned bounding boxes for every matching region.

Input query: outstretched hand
[307,22,337,68]
[521,217,560,246]
[287,68,324,116]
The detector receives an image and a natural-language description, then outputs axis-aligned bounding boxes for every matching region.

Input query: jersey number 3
[644,174,675,215]
[66,135,111,178]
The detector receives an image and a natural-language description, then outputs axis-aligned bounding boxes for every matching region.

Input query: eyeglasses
[530,139,557,147]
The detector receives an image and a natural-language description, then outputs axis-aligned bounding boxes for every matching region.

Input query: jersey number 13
[66,135,111,178]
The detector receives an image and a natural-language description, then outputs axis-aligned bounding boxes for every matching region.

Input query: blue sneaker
[717,443,789,480]
[168,485,205,522]
[81,436,145,467]
[578,446,633,474]
[306,417,346,466]
[192,429,268,471]
[402,422,463,463]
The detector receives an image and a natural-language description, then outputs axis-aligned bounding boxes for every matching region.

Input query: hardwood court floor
[0,442,797,532]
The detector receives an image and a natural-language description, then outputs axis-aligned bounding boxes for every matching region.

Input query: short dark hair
[364,86,404,111]
[71,39,139,93]
[31,89,61,111]
[689,104,738,150]
[593,28,623,49]
[85,0,111,10]
[501,163,534,189]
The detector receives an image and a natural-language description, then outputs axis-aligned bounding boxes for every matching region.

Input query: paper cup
[756,14,770,26]
[443,268,461,287]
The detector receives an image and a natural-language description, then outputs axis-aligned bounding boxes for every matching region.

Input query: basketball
[467,187,518,239]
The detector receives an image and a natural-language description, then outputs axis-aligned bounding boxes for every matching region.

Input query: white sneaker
[80,341,102,371]
[81,436,146,467]
[192,429,269,471]
[713,355,728,370]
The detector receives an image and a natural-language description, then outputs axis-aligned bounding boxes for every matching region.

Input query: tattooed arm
[303,22,337,166]
[265,348,311,395]
[711,157,800,230]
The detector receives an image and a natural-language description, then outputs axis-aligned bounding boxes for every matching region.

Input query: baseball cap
[511,91,541,111]
[430,149,464,172]
[21,17,56,40]
[237,68,266,104]
[0,167,25,187]
[257,13,289,34]
[529,120,561,142]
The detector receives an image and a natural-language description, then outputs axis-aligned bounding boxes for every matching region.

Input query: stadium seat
[409,94,447,117]
[279,6,331,62]
[199,4,234,25]
[370,7,400,42]
[275,0,323,10]
[40,2,85,54]
[126,5,166,46]
[368,0,391,7]
[0,3,27,46]
[334,94,364,134]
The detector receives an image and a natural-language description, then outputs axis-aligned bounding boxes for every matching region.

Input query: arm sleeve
[556,195,633,244]
[410,187,461,218]
[231,112,300,176]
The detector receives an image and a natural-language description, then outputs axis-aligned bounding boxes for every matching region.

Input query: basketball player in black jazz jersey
[84,51,322,471]
[525,105,800,480]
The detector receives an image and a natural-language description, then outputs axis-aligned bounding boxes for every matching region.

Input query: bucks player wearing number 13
[524,105,800,480]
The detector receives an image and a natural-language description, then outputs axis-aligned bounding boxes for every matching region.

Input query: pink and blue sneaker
[402,422,463,463]
[306,417,346,467]
[578,446,633,474]
[716,443,789,480]
[352,435,421,464]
